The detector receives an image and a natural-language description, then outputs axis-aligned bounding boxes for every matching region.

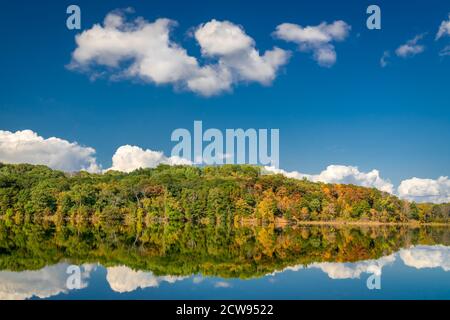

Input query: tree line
[0,163,448,224]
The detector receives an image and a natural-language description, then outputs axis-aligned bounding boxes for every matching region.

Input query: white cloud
[195,20,254,56]
[436,13,450,40]
[0,130,100,172]
[264,164,394,193]
[0,263,94,300]
[397,176,450,203]
[107,145,191,173]
[395,34,425,58]
[106,266,186,293]
[69,11,290,96]
[380,50,390,68]
[399,245,450,271]
[194,20,290,86]
[273,20,351,67]
[439,45,450,57]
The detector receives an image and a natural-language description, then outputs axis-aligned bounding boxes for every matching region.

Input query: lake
[0,220,448,299]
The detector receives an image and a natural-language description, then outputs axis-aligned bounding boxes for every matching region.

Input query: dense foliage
[0,163,448,223]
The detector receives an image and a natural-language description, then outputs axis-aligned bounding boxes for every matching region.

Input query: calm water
[0,221,448,300]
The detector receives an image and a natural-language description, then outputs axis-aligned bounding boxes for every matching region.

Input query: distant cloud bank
[264,165,394,194]
[0,130,100,173]
[1,129,449,204]
[398,177,450,204]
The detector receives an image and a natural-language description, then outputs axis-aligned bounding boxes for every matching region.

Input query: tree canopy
[0,163,448,224]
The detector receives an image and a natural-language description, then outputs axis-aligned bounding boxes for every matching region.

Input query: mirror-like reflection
[0,220,449,299]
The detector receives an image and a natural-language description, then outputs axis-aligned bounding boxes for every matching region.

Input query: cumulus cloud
[399,245,450,271]
[436,14,450,40]
[273,20,351,67]
[107,145,191,173]
[194,20,290,87]
[0,263,94,300]
[397,176,450,203]
[380,50,390,68]
[69,10,290,96]
[106,266,186,293]
[0,130,100,172]
[264,165,394,193]
[395,34,426,58]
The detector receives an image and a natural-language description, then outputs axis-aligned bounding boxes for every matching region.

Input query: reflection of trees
[0,219,448,279]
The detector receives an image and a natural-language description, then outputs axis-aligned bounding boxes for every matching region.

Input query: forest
[0,163,448,224]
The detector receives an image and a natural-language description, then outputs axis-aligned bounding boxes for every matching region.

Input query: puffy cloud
[0,129,100,172]
[436,14,450,40]
[106,266,186,293]
[69,12,199,84]
[107,145,191,173]
[194,20,290,86]
[195,20,254,56]
[395,34,425,58]
[399,245,450,271]
[380,50,390,68]
[69,11,290,96]
[0,263,94,300]
[273,20,351,67]
[264,164,394,193]
[397,176,450,203]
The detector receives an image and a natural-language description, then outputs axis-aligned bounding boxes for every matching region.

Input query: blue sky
[0,0,449,199]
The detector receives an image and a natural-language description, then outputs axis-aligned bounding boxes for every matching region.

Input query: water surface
[0,221,448,299]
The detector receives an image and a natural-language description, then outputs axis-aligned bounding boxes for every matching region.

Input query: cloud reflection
[0,245,448,299]
[106,266,187,293]
[0,263,94,300]
[399,245,450,271]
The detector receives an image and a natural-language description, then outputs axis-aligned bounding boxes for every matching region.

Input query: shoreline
[290,220,449,227]
[236,217,449,227]
[1,215,449,227]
